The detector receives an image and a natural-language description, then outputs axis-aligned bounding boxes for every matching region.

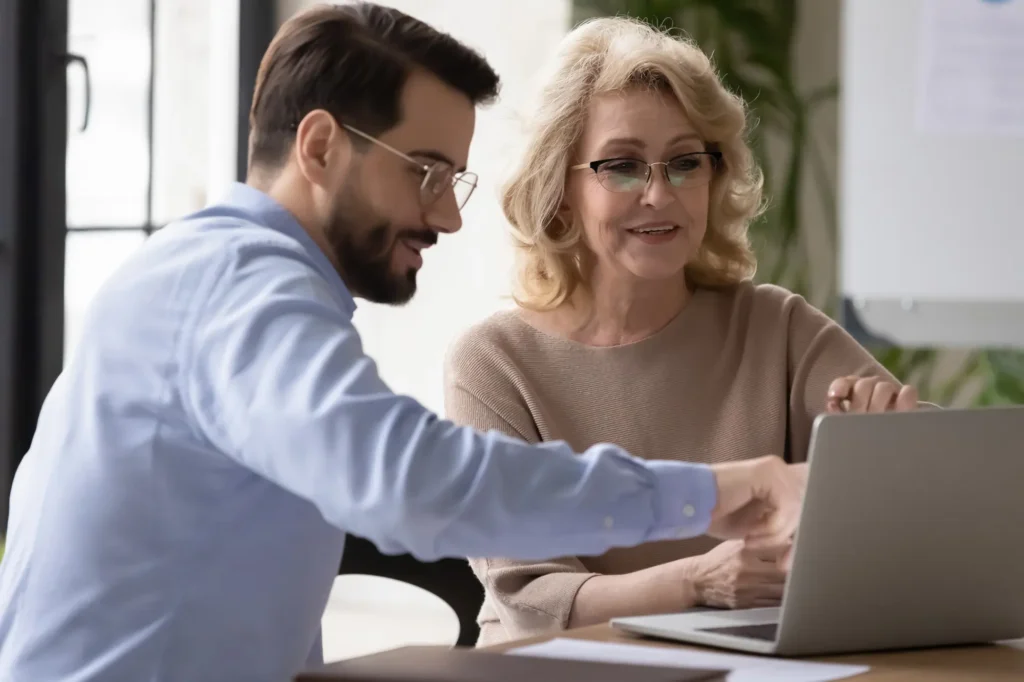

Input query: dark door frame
[0,0,68,533]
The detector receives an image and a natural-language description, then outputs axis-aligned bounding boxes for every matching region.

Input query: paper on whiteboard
[915,0,1024,136]
[508,638,869,682]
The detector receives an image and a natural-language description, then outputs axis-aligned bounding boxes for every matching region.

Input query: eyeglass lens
[595,154,715,192]
[421,166,476,209]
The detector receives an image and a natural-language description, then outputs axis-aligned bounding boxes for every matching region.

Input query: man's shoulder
[159,206,311,271]
[150,208,332,303]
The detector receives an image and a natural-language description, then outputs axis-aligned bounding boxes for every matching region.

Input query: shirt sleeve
[443,367,598,640]
[179,244,717,562]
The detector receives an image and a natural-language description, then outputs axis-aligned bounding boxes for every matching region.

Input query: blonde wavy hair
[504,16,764,310]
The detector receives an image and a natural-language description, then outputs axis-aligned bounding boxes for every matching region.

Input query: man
[0,3,804,681]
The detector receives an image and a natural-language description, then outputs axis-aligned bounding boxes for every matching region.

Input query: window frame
[0,0,275,532]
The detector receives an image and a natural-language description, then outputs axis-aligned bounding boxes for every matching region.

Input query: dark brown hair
[248,1,500,171]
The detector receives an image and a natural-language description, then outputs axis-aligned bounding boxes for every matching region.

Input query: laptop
[611,405,1024,657]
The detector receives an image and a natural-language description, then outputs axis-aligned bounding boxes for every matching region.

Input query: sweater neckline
[506,288,710,354]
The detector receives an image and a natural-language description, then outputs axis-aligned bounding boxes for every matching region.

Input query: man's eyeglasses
[342,124,478,210]
[570,151,722,193]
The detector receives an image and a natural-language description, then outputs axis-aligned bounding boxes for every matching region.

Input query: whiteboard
[840,0,1024,348]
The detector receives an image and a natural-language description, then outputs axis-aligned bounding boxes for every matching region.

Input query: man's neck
[248,174,344,276]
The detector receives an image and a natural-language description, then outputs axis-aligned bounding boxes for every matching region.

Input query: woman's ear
[550,201,572,239]
[554,185,574,227]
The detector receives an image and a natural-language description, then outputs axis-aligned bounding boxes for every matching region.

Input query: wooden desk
[486,624,1024,681]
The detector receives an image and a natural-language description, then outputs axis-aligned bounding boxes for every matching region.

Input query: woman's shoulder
[700,280,822,321]
[444,308,537,382]
[691,281,837,349]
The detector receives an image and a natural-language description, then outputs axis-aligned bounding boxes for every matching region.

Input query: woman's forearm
[568,557,701,628]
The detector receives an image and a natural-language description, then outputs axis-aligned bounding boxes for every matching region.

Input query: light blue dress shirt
[0,183,717,682]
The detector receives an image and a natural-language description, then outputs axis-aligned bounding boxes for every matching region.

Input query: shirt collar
[220,182,357,319]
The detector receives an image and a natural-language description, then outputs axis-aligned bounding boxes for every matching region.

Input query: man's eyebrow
[408,149,466,173]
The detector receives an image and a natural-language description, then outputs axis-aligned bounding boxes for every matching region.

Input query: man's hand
[826,375,918,414]
[706,456,804,542]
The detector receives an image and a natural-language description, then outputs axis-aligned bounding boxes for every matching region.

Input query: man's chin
[361,270,417,306]
[392,269,418,305]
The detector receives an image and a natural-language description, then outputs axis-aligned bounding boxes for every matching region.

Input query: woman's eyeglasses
[570,151,722,193]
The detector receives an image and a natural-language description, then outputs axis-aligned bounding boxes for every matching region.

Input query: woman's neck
[540,268,691,347]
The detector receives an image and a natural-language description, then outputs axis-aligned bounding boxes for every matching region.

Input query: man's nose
[423,187,463,234]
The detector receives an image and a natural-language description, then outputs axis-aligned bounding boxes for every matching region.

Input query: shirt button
[604,516,615,529]
[683,504,696,518]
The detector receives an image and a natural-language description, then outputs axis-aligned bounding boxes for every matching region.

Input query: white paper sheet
[915,0,1024,136]
[508,638,869,682]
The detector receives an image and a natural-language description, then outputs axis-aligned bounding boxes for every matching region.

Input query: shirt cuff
[644,460,717,542]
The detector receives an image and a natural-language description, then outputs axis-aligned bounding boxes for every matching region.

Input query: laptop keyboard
[698,622,779,641]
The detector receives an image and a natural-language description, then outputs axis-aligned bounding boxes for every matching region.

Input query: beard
[323,183,436,305]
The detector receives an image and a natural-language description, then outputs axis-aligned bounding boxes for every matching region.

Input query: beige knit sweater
[442,282,898,646]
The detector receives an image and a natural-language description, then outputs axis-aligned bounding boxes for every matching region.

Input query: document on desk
[508,638,869,682]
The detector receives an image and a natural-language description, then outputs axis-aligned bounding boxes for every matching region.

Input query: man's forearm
[568,558,701,628]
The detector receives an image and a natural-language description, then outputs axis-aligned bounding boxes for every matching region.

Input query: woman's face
[563,88,712,284]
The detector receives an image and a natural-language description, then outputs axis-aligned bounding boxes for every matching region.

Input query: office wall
[276,0,573,414]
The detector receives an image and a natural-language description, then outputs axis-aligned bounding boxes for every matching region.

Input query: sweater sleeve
[783,291,905,462]
[443,330,598,641]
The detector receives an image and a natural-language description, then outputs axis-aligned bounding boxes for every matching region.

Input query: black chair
[338,535,484,647]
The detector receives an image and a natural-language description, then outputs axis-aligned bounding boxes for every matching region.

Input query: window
[63,0,238,359]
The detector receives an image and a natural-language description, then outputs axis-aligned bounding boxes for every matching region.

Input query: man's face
[313,70,476,305]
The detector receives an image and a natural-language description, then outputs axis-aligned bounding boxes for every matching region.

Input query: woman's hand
[826,375,918,414]
[688,539,790,609]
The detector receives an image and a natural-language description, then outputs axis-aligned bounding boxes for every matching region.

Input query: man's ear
[293,109,352,188]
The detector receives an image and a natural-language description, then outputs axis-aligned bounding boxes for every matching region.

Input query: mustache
[395,228,438,247]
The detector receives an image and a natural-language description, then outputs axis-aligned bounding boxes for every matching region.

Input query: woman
[442,16,921,646]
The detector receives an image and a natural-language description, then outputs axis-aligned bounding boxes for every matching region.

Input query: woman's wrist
[569,558,703,628]
[666,555,705,610]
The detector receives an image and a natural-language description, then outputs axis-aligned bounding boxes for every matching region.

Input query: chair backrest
[322,574,460,663]
[338,535,484,646]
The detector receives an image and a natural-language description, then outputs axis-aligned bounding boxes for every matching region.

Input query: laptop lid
[774,405,1024,656]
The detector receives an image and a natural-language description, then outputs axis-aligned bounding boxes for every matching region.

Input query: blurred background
[2,0,1022,644]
